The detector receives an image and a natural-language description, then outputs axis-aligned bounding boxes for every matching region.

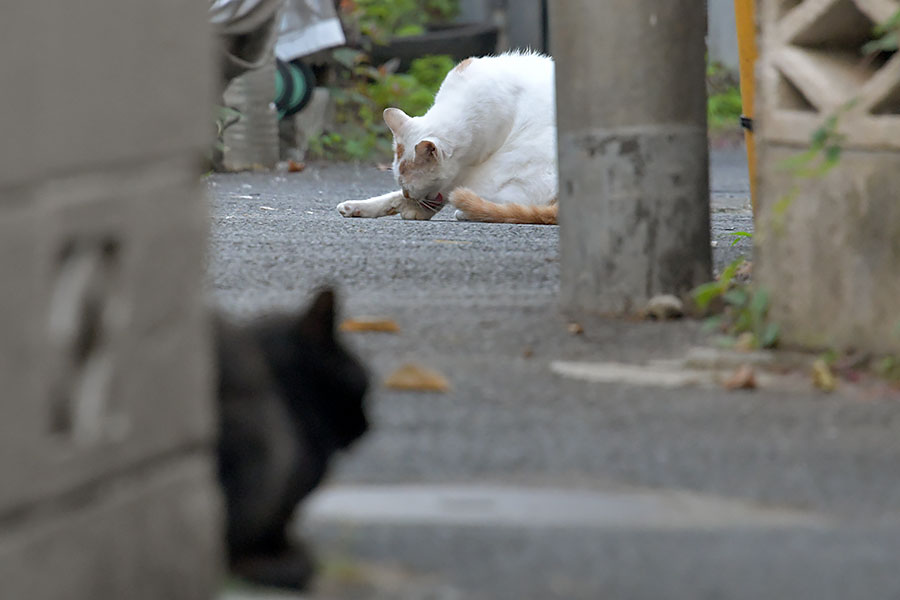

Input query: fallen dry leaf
[339,317,400,333]
[384,363,449,392]
[567,322,584,335]
[376,163,393,171]
[811,358,837,392]
[734,260,753,283]
[734,332,756,352]
[288,160,306,172]
[432,239,473,245]
[723,364,757,390]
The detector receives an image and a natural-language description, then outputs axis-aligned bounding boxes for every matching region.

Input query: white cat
[336,51,558,224]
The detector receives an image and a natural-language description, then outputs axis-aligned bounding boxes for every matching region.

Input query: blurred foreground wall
[0,2,222,598]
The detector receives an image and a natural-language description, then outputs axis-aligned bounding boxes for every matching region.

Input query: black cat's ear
[298,288,336,340]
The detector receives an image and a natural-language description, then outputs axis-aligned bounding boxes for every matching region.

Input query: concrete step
[222,482,900,600]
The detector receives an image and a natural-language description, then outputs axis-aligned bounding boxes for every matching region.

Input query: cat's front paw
[454,209,471,221]
[399,199,439,221]
[337,201,364,218]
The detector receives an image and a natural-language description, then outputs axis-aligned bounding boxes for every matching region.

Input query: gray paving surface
[209,147,900,600]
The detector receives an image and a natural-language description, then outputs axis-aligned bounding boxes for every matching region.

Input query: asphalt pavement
[210,147,900,600]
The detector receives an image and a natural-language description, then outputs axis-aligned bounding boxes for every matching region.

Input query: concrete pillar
[505,0,547,53]
[551,1,712,315]
[458,0,493,22]
[0,2,222,598]
[755,0,900,354]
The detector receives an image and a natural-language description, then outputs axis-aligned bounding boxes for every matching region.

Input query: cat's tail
[449,188,558,225]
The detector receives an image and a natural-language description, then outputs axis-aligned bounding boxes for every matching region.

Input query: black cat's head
[255,288,369,451]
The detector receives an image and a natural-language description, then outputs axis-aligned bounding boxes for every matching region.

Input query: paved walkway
[211,148,900,599]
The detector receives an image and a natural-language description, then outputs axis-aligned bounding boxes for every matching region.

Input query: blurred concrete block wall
[755,0,900,354]
[0,2,223,599]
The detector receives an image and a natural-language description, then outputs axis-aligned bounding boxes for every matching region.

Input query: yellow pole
[734,0,758,212]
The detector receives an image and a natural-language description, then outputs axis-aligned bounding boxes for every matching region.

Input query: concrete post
[755,0,900,353]
[551,0,712,315]
[709,0,741,72]
[505,0,546,52]
[0,1,222,598]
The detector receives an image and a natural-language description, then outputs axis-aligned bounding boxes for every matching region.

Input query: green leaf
[872,10,900,36]
[862,32,899,55]
[395,24,426,37]
[702,314,724,333]
[693,281,724,311]
[779,147,819,173]
[719,257,745,286]
[722,288,749,307]
[332,48,366,69]
[824,144,842,167]
[729,231,753,246]
[773,194,794,218]
[810,125,830,149]
[760,322,780,348]
[749,288,770,318]
[733,308,754,333]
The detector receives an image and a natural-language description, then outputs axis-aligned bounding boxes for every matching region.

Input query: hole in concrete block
[789,0,876,51]
[48,236,124,444]
[869,78,900,114]
[779,0,804,19]
[776,71,817,111]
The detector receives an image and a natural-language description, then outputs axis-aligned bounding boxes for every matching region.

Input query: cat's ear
[383,108,411,135]
[415,140,439,162]
[298,287,336,341]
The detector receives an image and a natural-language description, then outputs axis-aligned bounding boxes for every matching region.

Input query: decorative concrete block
[0,162,214,515]
[0,0,214,189]
[0,2,220,598]
[757,0,900,149]
[755,146,900,352]
[756,0,900,352]
[0,456,222,600]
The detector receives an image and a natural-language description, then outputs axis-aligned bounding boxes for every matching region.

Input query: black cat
[214,288,369,590]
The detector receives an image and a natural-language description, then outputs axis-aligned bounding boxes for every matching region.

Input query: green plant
[779,102,852,177]
[693,258,745,312]
[706,60,743,131]
[863,8,900,54]
[340,0,459,44]
[761,100,854,234]
[728,231,753,246]
[309,50,455,160]
[708,86,743,130]
[692,256,779,350]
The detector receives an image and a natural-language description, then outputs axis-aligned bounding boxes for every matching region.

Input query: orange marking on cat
[396,144,405,159]
[449,188,558,225]
[398,160,411,175]
[454,57,474,73]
